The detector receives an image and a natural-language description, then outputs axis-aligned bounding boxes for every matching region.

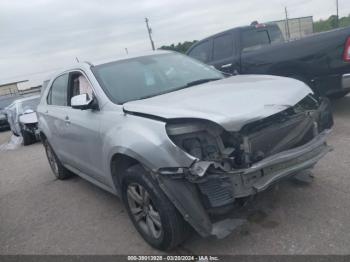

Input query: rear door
[210,32,240,74]
[239,28,272,74]
[187,39,212,64]
[45,73,71,162]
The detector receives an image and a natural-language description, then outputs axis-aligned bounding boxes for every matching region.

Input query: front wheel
[122,164,189,250]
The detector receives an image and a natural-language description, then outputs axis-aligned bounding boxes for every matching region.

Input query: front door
[63,71,105,184]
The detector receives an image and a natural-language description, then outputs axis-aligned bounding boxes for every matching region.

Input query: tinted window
[93,53,223,104]
[188,41,210,62]
[213,34,234,60]
[268,26,284,44]
[242,30,270,52]
[48,74,68,106]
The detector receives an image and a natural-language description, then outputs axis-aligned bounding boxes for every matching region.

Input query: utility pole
[285,7,291,40]
[145,17,155,51]
[336,0,339,28]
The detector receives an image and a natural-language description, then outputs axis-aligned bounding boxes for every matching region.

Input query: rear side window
[213,34,234,60]
[242,30,270,52]
[188,41,210,62]
[268,26,284,44]
[47,74,69,106]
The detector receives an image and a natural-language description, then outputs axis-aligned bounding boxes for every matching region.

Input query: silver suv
[38,51,333,250]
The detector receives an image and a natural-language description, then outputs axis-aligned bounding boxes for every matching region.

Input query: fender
[37,113,53,141]
[101,113,196,187]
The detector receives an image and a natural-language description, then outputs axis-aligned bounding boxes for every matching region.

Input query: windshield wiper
[184,78,221,88]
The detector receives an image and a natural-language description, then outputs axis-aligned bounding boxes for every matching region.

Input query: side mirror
[71,94,94,110]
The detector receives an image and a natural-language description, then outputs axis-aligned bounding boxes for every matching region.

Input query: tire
[122,164,189,250]
[43,139,73,180]
[22,130,35,146]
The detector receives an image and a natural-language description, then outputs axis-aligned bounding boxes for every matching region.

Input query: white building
[0,80,28,96]
[268,16,314,41]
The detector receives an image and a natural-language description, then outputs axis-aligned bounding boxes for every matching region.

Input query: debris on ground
[0,135,23,151]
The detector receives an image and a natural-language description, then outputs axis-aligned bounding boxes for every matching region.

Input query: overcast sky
[1,0,349,87]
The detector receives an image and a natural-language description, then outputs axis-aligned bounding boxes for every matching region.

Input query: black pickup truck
[186,24,350,97]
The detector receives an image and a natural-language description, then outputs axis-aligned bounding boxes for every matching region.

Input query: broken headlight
[166,120,225,161]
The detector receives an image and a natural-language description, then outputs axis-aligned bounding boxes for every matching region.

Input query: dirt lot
[1,96,350,255]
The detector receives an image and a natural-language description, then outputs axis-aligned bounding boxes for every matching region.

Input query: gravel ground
[0,96,350,255]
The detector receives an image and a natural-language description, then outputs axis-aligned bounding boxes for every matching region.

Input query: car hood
[123,75,312,131]
[19,112,38,124]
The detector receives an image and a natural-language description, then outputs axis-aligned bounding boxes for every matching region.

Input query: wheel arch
[110,152,143,192]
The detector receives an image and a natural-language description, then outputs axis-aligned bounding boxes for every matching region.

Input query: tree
[159,40,197,53]
[314,14,350,32]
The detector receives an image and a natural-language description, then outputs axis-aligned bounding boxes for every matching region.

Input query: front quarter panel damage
[157,176,245,238]
[155,96,333,239]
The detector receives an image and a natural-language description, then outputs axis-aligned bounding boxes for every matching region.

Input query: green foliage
[314,14,350,32]
[159,40,198,53]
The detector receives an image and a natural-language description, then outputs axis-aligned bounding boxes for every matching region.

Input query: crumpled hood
[123,75,312,131]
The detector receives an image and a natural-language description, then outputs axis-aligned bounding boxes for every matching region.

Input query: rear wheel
[43,140,73,180]
[122,164,189,250]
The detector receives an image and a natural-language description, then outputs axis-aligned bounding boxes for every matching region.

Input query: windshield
[19,97,40,114]
[92,53,224,104]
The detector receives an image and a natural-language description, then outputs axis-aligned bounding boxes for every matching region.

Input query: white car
[6,95,40,145]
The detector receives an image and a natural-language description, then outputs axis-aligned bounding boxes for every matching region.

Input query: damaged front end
[157,95,333,238]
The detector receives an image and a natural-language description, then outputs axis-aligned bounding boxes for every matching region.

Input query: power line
[144,17,155,51]
[336,0,339,28]
[285,7,291,40]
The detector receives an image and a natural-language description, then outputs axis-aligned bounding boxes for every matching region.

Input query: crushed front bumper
[22,123,40,140]
[228,129,331,198]
[157,130,332,239]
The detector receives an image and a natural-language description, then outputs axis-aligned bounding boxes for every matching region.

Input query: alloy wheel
[127,183,163,239]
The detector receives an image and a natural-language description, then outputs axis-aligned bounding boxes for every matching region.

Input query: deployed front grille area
[193,96,333,210]
[242,112,315,164]
[223,95,333,167]
[24,123,38,132]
